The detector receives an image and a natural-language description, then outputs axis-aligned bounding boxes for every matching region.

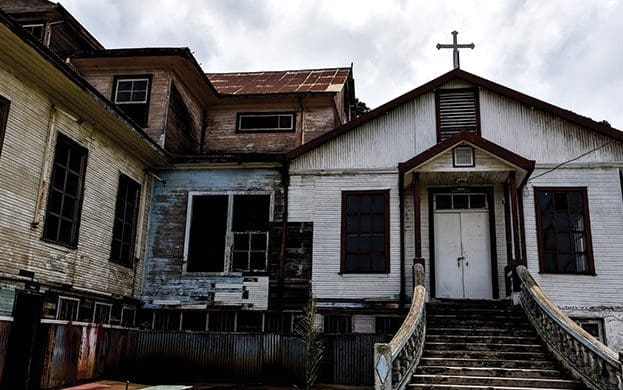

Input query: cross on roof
[436,31,475,69]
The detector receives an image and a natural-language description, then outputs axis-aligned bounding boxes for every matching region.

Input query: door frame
[428,186,499,299]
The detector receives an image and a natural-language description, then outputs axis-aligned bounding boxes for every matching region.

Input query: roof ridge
[206,66,351,76]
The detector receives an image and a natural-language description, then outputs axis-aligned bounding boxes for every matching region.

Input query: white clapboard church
[286,38,623,389]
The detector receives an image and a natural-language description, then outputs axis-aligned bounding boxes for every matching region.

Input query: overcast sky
[61,0,623,128]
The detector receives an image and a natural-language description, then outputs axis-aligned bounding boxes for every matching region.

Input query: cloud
[61,0,623,128]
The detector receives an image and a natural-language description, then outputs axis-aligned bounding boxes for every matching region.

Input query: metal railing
[374,262,426,390]
[516,265,623,390]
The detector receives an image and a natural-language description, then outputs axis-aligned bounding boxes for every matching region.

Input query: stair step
[411,374,580,388]
[419,357,559,370]
[427,327,537,337]
[427,314,528,322]
[423,350,548,360]
[416,366,564,379]
[409,385,578,390]
[429,299,514,308]
[426,335,540,344]
[427,319,532,327]
[425,342,544,352]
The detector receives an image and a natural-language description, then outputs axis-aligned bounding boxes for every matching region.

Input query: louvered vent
[437,88,479,141]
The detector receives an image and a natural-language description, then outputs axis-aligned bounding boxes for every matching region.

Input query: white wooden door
[434,209,492,299]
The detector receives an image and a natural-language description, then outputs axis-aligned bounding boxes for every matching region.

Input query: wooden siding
[164,74,204,154]
[142,168,284,310]
[204,96,338,154]
[0,63,153,299]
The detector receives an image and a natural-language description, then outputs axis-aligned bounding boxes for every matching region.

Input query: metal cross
[436,31,475,69]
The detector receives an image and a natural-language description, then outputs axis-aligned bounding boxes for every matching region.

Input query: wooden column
[412,173,422,261]
[508,172,523,264]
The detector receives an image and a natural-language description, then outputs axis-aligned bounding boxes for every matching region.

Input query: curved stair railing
[374,263,426,390]
[516,265,623,390]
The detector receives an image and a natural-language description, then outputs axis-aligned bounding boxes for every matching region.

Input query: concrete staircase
[409,299,583,389]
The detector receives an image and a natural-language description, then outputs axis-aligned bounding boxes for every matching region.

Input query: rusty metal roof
[207,67,351,96]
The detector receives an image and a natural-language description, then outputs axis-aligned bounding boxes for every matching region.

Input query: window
[43,134,88,247]
[22,23,44,41]
[93,302,112,324]
[185,193,271,273]
[434,193,487,210]
[375,316,404,335]
[207,311,236,332]
[323,314,352,334]
[181,311,207,331]
[574,318,605,343]
[121,306,136,327]
[236,312,263,332]
[112,75,152,127]
[341,191,389,273]
[57,297,79,321]
[153,311,180,330]
[0,96,9,157]
[237,112,295,132]
[453,146,475,167]
[110,175,141,267]
[534,188,594,274]
[436,88,480,141]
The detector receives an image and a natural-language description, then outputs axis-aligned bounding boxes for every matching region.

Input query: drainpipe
[298,97,305,145]
[32,105,57,227]
[399,172,406,308]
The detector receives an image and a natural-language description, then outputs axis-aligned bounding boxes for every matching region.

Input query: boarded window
[56,297,79,321]
[237,112,295,132]
[93,302,112,324]
[112,75,151,127]
[186,193,271,273]
[436,88,480,141]
[0,96,9,157]
[534,188,594,274]
[43,133,88,247]
[324,314,352,334]
[110,175,141,267]
[341,191,389,273]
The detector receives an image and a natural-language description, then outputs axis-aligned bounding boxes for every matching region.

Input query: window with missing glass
[341,190,389,273]
[112,75,152,127]
[237,112,295,132]
[43,133,88,247]
[323,314,352,334]
[185,193,272,273]
[534,188,594,274]
[0,95,10,157]
[93,302,112,324]
[22,23,44,41]
[57,297,79,321]
[110,175,141,267]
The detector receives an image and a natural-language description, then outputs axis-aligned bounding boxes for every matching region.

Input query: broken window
[121,306,136,327]
[56,297,79,321]
[153,311,180,330]
[237,112,295,132]
[93,302,112,324]
[0,96,9,157]
[534,188,594,274]
[574,318,605,343]
[323,314,352,334]
[110,175,141,267]
[186,193,271,273]
[22,23,45,41]
[112,75,151,127]
[43,133,88,247]
[341,191,389,273]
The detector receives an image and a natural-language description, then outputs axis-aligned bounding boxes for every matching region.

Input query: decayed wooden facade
[288,70,623,350]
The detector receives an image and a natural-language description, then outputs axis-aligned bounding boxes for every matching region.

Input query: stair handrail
[374,262,426,390]
[516,265,623,390]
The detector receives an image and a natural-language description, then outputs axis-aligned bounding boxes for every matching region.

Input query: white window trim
[238,113,295,131]
[574,318,606,343]
[93,302,113,324]
[56,296,80,321]
[114,78,150,104]
[182,191,274,275]
[453,146,475,167]
[121,305,136,327]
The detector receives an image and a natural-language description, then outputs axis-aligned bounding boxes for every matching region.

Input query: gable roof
[207,67,352,96]
[287,68,623,159]
[398,129,535,173]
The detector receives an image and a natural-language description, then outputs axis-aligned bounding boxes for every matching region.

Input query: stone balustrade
[374,263,426,390]
[516,265,623,390]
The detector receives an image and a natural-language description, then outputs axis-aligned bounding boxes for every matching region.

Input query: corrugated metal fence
[18,322,389,389]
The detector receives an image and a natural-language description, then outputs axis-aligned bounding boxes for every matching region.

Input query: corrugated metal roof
[0,0,56,13]
[207,67,351,95]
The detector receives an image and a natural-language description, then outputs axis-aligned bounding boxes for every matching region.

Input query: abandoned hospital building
[1,0,623,389]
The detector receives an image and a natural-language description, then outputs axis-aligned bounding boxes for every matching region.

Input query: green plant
[294,296,325,390]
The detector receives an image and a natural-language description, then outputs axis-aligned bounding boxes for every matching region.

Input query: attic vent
[436,88,480,141]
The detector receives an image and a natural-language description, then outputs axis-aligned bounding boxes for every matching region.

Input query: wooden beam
[412,172,422,259]
[509,171,522,263]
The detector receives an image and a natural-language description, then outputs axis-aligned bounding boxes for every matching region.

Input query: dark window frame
[435,87,481,142]
[235,112,297,133]
[92,302,112,324]
[452,145,475,167]
[111,74,153,127]
[22,23,45,41]
[110,174,141,268]
[42,133,88,248]
[56,296,80,321]
[323,314,352,334]
[534,187,595,275]
[0,95,9,157]
[340,190,390,274]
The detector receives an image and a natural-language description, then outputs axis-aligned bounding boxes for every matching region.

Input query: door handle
[457,256,464,267]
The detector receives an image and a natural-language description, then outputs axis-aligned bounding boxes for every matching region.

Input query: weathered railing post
[374,263,426,390]
[516,265,623,389]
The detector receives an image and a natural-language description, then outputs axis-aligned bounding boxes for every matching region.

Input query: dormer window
[236,112,295,132]
[112,75,152,127]
[436,87,480,141]
[22,23,44,41]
